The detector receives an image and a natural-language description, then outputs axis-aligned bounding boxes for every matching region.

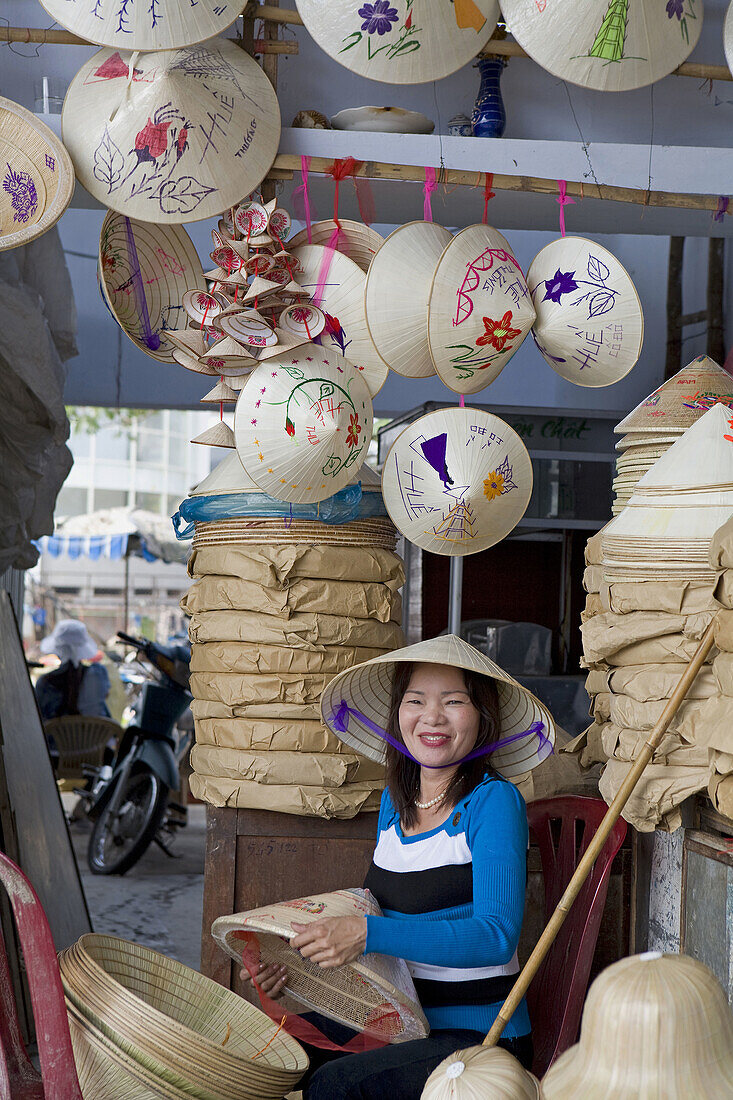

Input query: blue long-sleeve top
[362,775,530,1038]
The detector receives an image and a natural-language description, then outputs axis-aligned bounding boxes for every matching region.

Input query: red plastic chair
[526,795,627,1077]
[0,851,83,1099]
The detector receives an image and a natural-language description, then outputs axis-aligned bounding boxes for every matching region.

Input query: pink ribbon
[423,167,438,222]
[482,172,495,225]
[556,180,575,238]
[292,155,313,242]
[459,394,465,408]
[313,245,337,309]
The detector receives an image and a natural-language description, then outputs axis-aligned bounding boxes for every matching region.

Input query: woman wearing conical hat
[250,634,554,1099]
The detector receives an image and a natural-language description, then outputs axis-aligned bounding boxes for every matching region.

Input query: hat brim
[320,634,555,779]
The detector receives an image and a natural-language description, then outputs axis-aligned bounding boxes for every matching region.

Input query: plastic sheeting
[35,507,188,565]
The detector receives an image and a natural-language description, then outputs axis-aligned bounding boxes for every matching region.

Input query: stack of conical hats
[602,403,733,584]
[612,356,733,513]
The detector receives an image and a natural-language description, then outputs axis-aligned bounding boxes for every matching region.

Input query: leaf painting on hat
[3,165,38,224]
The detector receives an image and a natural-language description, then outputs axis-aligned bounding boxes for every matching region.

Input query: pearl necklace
[415,792,445,810]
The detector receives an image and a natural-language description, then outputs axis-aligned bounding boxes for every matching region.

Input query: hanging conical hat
[62,40,280,224]
[234,345,374,504]
[364,221,451,379]
[527,236,643,387]
[381,407,532,556]
[615,356,733,434]
[166,327,208,357]
[289,220,385,274]
[501,0,703,92]
[0,96,74,252]
[290,244,388,396]
[295,0,499,84]
[39,0,240,51]
[201,335,258,367]
[192,420,235,448]
[172,347,219,376]
[191,451,258,495]
[200,379,238,404]
[542,952,733,1099]
[423,1046,542,1100]
[427,225,536,395]
[211,888,429,1043]
[98,211,204,363]
[636,403,733,491]
[256,327,311,360]
[320,634,555,776]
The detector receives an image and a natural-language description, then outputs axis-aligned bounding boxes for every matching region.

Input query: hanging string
[124,216,159,351]
[292,156,313,241]
[481,172,495,225]
[713,196,729,223]
[459,394,465,408]
[423,167,438,222]
[556,180,575,238]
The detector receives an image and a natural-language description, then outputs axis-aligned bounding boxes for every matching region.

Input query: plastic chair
[0,851,83,1099]
[526,795,627,1077]
[43,714,121,783]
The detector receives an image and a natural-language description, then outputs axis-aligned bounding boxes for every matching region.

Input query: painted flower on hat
[3,166,38,224]
[134,117,171,163]
[483,471,505,500]
[346,412,362,449]
[358,0,399,35]
[476,310,522,353]
[666,0,684,18]
[542,268,579,304]
[285,415,296,438]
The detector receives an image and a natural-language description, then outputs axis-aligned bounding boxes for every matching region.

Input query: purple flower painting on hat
[358,0,399,35]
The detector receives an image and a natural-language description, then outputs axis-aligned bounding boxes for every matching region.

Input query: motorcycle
[80,632,193,876]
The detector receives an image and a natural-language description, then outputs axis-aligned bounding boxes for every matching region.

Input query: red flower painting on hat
[476,310,522,354]
[346,412,362,449]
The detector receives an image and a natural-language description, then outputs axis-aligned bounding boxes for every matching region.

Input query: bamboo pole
[483,616,718,1048]
[272,153,727,213]
[0,25,296,51]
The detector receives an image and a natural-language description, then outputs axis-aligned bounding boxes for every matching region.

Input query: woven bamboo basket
[60,935,307,1098]
[192,517,398,551]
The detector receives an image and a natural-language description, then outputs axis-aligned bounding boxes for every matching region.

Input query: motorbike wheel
[87,768,169,876]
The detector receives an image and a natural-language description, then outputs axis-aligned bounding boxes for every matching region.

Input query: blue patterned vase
[472,57,506,138]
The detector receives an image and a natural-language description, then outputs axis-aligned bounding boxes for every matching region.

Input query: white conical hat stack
[364,221,451,378]
[634,403,733,492]
[501,0,703,92]
[427,225,536,394]
[611,356,733,514]
[294,0,499,85]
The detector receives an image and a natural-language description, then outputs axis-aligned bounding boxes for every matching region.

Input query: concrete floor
[66,796,206,972]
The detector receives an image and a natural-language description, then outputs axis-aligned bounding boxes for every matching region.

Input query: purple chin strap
[330,700,551,770]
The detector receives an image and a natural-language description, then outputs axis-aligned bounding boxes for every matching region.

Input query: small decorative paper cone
[542,952,733,1099]
[256,328,310,360]
[290,243,388,396]
[62,40,280,224]
[98,211,204,364]
[166,328,209,357]
[234,345,374,504]
[201,380,238,403]
[295,0,499,84]
[381,407,532,556]
[172,347,219,376]
[422,1046,541,1099]
[39,0,240,51]
[0,96,74,252]
[191,420,235,448]
[365,221,452,378]
[501,0,702,92]
[320,633,555,776]
[527,236,643,387]
[218,310,277,347]
[212,888,429,1043]
[289,220,385,274]
[427,225,536,394]
[243,277,283,303]
[201,335,258,368]
[615,355,733,434]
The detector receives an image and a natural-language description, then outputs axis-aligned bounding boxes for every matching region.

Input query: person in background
[35,619,111,721]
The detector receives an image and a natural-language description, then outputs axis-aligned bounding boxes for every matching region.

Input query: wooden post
[484,618,717,1047]
[665,236,684,379]
[707,237,726,366]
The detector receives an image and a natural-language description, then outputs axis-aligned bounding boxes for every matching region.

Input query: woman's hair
[385,661,501,829]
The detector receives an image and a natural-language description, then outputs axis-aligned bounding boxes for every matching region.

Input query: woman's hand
[291,916,367,968]
[240,960,288,999]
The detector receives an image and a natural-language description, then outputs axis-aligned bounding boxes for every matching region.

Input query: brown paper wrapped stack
[570,404,733,830]
[181,457,405,818]
[611,355,733,514]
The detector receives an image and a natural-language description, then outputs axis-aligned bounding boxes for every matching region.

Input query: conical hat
[211,888,429,1043]
[636,403,733,491]
[422,1046,542,1100]
[602,500,733,542]
[290,244,388,396]
[0,96,74,253]
[427,225,535,394]
[39,0,240,50]
[172,347,219,376]
[501,0,703,92]
[381,407,532,556]
[615,356,733,434]
[234,345,374,504]
[542,952,733,1099]
[191,420,235,448]
[364,221,452,378]
[527,236,643,387]
[62,40,280,224]
[295,0,499,84]
[191,451,258,495]
[98,211,204,363]
[289,220,385,274]
[200,379,238,404]
[320,634,555,777]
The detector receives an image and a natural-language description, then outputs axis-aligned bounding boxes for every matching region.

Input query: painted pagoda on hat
[615,356,733,435]
[501,0,702,92]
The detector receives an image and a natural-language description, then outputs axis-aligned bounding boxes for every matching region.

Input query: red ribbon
[482,172,495,225]
[423,167,438,222]
[236,932,395,1052]
[556,180,575,238]
[327,157,364,230]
